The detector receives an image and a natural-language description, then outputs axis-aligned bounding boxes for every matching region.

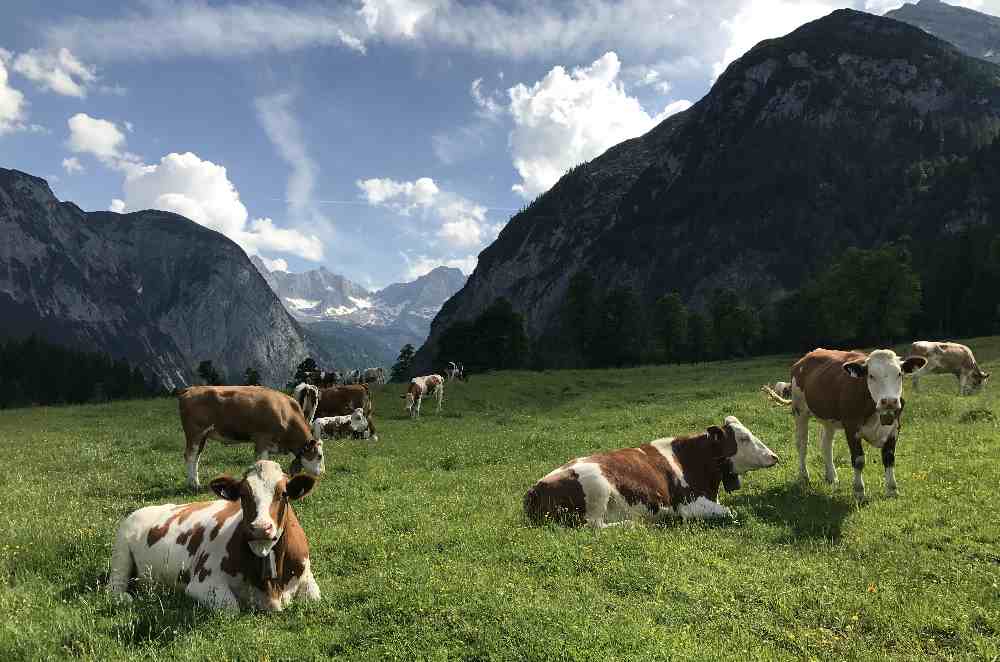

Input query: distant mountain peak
[888,0,1000,65]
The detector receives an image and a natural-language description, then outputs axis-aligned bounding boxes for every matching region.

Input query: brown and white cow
[311,409,368,441]
[523,416,779,528]
[300,384,378,442]
[909,341,989,396]
[403,374,444,418]
[178,386,324,490]
[763,348,925,500]
[108,460,320,611]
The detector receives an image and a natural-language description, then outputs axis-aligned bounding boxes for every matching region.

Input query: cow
[312,409,369,441]
[909,341,989,395]
[523,416,779,528]
[108,460,320,611]
[762,348,926,500]
[446,362,467,382]
[770,381,792,399]
[403,374,444,418]
[292,383,320,423]
[298,383,378,442]
[178,386,324,490]
[362,367,385,385]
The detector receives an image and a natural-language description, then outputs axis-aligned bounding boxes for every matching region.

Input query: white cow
[909,341,989,395]
[312,408,369,440]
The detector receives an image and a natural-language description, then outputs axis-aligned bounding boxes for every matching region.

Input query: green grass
[2,340,999,661]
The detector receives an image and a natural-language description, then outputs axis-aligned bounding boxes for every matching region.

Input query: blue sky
[2,0,997,288]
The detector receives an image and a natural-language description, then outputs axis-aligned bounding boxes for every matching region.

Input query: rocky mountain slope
[0,168,326,388]
[887,0,1000,64]
[251,257,465,364]
[416,8,1000,370]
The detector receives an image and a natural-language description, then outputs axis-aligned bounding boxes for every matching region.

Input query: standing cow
[108,460,320,611]
[298,383,378,442]
[178,386,324,490]
[403,374,444,418]
[764,348,925,500]
[909,341,989,395]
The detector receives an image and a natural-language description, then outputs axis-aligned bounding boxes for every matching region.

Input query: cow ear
[900,356,927,374]
[210,476,241,501]
[843,361,867,378]
[286,474,316,501]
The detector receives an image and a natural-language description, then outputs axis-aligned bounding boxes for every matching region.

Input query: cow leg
[107,532,135,602]
[677,496,733,520]
[436,387,443,413]
[846,429,866,500]
[367,416,378,442]
[186,581,240,610]
[820,423,838,485]
[795,413,811,483]
[882,432,898,497]
[185,428,210,490]
[911,372,921,393]
[295,566,322,602]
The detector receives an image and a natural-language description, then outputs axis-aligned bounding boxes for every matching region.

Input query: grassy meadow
[1,340,999,661]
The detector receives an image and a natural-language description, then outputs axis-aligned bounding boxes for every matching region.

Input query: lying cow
[770,381,792,399]
[311,408,369,441]
[178,386,324,490]
[763,348,925,500]
[909,341,989,396]
[403,374,444,418]
[108,460,320,611]
[523,416,779,528]
[298,383,378,442]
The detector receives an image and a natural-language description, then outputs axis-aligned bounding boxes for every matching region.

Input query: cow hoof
[824,473,839,485]
[886,487,899,498]
[853,489,867,502]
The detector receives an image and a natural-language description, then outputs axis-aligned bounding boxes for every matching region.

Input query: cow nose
[880,397,900,410]
[252,521,276,538]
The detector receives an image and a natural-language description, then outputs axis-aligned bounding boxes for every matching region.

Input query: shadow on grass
[736,482,857,544]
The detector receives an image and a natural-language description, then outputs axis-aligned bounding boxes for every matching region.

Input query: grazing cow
[108,460,320,611]
[523,417,779,528]
[312,409,369,441]
[909,341,989,395]
[763,348,925,500]
[403,374,444,418]
[178,386,324,490]
[299,383,378,442]
[446,362,467,382]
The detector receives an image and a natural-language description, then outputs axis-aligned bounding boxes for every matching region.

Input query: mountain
[887,0,1000,65]
[416,8,1000,370]
[0,168,327,389]
[251,257,465,366]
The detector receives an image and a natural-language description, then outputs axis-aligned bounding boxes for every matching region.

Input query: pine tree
[391,344,416,382]
[243,366,261,386]
[197,360,222,385]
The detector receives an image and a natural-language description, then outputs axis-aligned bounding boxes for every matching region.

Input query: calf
[403,374,444,418]
[178,386,324,490]
[312,409,369,441]
[763,348,925,500]
[909,341,989,395]
[108,460,320,611]
[523,416,779,528]
[299,383,378,441]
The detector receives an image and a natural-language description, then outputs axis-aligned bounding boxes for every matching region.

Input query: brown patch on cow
[221,498,309,600]
[186,525,206,556]
[210,501,240,541]
[146,501,214,547]
[791,349,876,428]
[194,551,212,582]
[591,448,675,512]
[524,468,587,525]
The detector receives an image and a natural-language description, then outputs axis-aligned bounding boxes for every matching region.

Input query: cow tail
[761,385,792,406]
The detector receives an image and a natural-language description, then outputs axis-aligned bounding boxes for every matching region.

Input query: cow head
[844,350,926,424]
[289,438,325,477]
[965,368,990,395]
[713,416,780,475]
[349,408,368,433]
[210,461,315,558]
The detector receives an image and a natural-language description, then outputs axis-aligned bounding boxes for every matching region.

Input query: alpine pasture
[2,342,999,661]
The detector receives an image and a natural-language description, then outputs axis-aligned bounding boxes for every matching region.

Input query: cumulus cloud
[61,157,84,174]
[357,176,440,212]
[402,253,478,280]
[109,198,125,212]
[120,152,324,261]
[65,113,141,171]
[507,51,692,198]
[0,49,28,135]
[12,48,97,97]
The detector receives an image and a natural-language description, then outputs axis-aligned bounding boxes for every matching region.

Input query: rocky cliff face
[416,8,1000,370]
[888,0,1000,65]
[251,257,465,364]
[0,168,324,388]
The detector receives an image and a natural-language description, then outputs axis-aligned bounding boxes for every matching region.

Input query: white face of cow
[350,408,368,432]
[210,460,316,558]
[724,416,779,473]
[844,350,926,424]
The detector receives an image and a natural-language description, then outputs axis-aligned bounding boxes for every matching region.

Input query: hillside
[0,168,326,388]
[888,0,1000,64]
[416,8,1000,370]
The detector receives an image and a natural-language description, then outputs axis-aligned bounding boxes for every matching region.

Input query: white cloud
[61,157,84,174]
[124,121,134,132]
[402,253,478,280]
[12,48,96,98]
[359,0,443,39]
[120,152,324,261]
[357,176,440,212]
[260,256,289,272]
[109,198,125,213]
[470,78,503,120]
[0,49,28,135]
[66,113,141,171]
[713,1,839,78]
[507,51,692,198]
[255,93,318,217]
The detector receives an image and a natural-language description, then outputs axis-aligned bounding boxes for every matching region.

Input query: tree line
[0,335,160,409]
